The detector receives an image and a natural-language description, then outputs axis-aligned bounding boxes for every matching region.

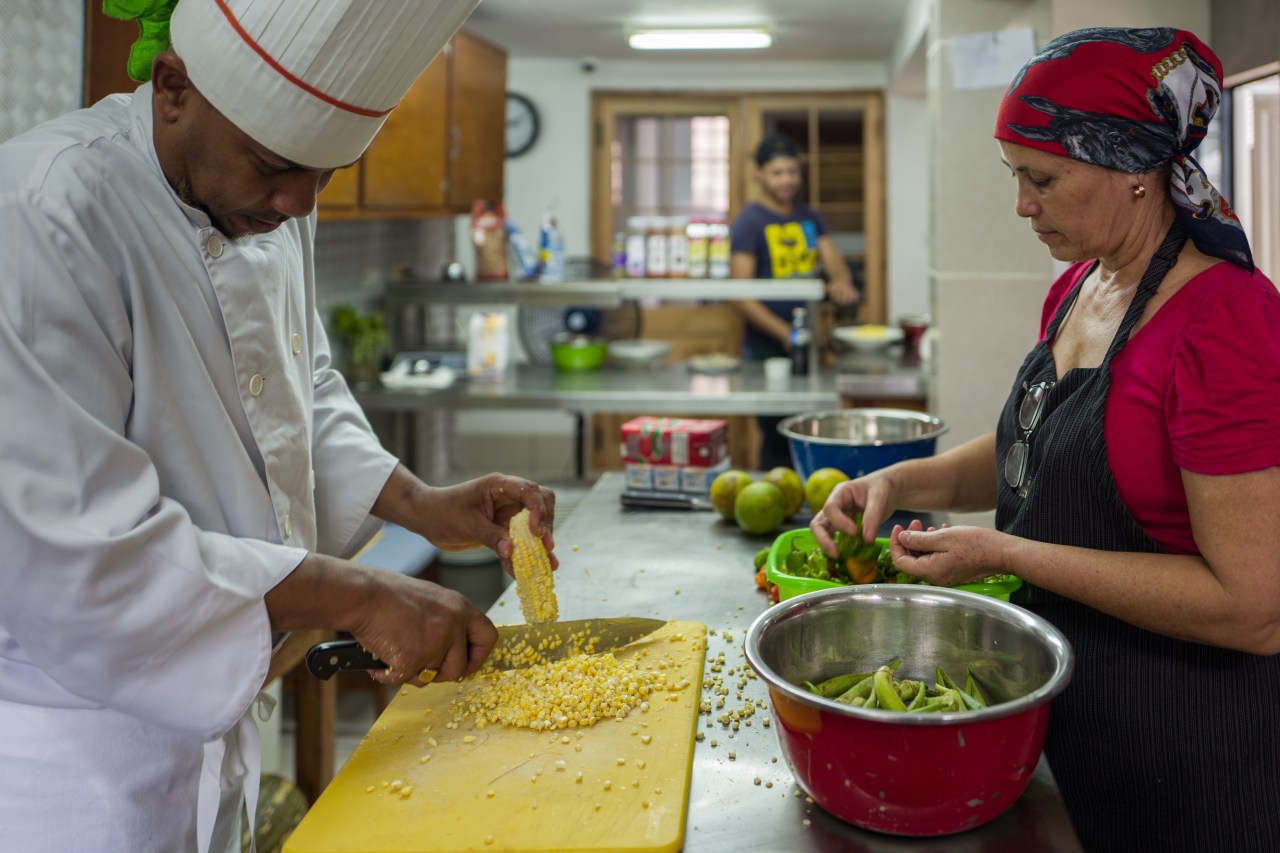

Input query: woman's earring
[1133,184,1146,199]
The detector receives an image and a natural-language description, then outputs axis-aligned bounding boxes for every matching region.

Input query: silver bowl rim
[777,408,950,448]
[743,585,1074,725]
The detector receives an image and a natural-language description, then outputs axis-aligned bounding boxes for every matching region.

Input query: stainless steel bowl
[744,585,1074,835]
[778,408,949,481]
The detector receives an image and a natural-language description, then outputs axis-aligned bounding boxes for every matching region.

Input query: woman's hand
[810,471,899,555]
[888,522,1013,586]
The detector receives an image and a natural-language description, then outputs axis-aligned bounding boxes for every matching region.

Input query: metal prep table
[483,472,1083,852]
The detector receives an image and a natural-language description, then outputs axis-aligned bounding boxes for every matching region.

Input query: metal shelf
[385,278,824,306]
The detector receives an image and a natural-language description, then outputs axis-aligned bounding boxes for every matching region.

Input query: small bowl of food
[833,324,905,352]
[607,338,672,369]
[549,333,607,371]
[744,585,1073,836]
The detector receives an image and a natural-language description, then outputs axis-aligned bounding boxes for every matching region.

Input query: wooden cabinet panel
[318,165,360,210]
[361,56,449,211]
[447,31,507,207]
[83,1,138,106]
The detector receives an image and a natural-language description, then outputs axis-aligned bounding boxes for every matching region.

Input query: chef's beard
[173,177,258,244]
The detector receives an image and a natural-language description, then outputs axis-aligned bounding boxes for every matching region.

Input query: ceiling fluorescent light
[628,29,773,51]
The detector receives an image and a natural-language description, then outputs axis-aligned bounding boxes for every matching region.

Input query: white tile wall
[0,0,85,143]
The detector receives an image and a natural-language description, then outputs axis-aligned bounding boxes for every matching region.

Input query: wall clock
[505,92,540,158]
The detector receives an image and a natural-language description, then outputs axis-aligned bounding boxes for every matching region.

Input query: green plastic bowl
[765,527,1023,602]
[549,334,606,371]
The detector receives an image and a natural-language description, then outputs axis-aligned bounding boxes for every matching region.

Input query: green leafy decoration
[102,0,180,82]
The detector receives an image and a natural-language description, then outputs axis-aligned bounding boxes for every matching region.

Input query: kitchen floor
[267,478,594,783]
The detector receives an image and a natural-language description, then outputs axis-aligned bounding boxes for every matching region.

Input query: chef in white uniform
[0,2,557,851]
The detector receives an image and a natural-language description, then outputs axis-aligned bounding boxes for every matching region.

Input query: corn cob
[510,508,558,624]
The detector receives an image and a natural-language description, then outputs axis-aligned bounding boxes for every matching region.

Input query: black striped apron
[995,224,1280,851]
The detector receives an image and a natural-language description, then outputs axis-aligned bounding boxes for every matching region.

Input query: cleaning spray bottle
[538,205,566,283]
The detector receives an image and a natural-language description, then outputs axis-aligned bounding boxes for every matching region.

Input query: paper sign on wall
[950,27,1036,91]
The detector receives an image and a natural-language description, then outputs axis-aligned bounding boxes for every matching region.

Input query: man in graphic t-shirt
[730,133,858,468]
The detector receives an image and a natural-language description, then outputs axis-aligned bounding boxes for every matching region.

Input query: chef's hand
[422,473,558,576]
[376,467,558,577]
[810,471,898,556]
[348,568,498,686]
[887,521,1010,586]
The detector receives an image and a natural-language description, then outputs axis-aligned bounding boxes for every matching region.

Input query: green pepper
[753,547,770,571]
[785,549,806,576]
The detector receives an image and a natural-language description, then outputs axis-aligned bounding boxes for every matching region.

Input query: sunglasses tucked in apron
[994,226,1280,853]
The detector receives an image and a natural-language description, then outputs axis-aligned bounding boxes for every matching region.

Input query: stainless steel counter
[485,472,1083,852]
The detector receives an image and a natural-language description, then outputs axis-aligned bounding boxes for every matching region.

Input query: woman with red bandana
[812,27,1280,850]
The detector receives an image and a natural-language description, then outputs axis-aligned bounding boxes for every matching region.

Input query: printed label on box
[651,465,682,492]
[679,458,730,494]
[624,462,653,491]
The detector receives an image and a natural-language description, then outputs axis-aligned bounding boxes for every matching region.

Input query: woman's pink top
[1041,261,1280,555]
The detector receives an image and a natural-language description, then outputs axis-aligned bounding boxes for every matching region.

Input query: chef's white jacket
[0,84,399,851]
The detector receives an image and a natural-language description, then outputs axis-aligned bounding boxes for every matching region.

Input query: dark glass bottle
[789,307,810,376]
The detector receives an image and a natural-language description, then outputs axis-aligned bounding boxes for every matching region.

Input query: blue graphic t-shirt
[729,201,828,354]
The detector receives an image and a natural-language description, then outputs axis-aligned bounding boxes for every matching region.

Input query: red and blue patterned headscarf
[995,27,1253,271]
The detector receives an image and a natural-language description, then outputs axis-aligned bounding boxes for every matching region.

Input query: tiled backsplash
[0,0,84,143]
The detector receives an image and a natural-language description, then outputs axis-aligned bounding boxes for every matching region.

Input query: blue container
[778,409,948,482]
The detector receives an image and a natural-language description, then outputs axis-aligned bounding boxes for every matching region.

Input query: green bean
[805,671,871,698]
[834,674,876,705]
[873,667,908,711]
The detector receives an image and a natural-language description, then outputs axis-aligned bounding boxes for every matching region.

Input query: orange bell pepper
[846,557,878,585]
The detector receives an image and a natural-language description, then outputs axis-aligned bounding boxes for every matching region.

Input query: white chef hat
[169,0,481,169]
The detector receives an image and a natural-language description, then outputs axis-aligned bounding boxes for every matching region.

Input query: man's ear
[151,51,193,124]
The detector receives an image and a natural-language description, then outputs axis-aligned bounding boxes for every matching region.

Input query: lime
[734,481,788,535]
[709,469,754,521]
[763,466,804,518]
[804,467,850,515]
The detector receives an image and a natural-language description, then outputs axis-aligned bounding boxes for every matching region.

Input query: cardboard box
[679,458,730,495]
[620,417,728,468]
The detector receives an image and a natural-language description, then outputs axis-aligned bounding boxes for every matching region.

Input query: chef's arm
[369,463,558,574]
[729,251,791,347]
[264,550,497,683]
[817,236,858,305]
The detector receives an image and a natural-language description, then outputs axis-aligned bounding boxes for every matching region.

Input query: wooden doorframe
[589,89,886,323]
[589,92,747,263]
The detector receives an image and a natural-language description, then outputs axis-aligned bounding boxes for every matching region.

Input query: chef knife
[304,616,667,680]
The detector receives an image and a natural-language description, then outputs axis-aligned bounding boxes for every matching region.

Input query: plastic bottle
[707,218,731,279]
[789,307,811,376]
[611,231,627,279]
[624,217,648,278]
[645,216,669,279]
[667,217,689,279]
[538,207,565,283]
[686,219,709,278]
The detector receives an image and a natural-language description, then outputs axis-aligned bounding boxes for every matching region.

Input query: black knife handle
[304,639,383,680]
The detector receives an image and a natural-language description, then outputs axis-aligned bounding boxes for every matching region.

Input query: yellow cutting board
[285,620,707,853]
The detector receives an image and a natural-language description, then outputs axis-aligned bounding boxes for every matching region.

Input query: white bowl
[607,338,672,369]
[832,324,905,352]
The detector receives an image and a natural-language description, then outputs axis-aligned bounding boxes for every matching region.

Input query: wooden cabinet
[319,30,507,219]
[82,2,506,219]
